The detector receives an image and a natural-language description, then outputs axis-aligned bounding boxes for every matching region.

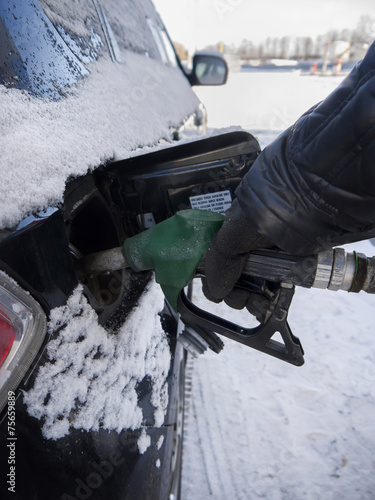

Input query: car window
[0,0,89,97]
[100,0,178,66]
[1,0,181,97]
[40,0,175,64]
[101,0,161,60]
[159,29,178,67]
[39,0,105,63]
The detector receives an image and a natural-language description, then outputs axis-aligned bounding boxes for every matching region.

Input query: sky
[153,0,374,53]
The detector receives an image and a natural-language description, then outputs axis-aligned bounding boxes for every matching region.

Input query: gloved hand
[202,198,274,319]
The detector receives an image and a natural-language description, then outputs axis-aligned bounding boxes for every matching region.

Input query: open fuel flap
[94,130,261,235]
[66,130,258,325]
[73,130,266,345]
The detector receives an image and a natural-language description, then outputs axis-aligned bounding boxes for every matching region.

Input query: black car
[0,1,260,499]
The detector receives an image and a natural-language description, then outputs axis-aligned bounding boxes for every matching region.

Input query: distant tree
[271,37,280,59]
[202,41,223,52]
[339,28,352,43]
[314,35,325,58]
[304,37,314,59]
[258,43,265,60]
[223,42,238,55]
[280,36,290,59]
[352,15,375,43]
[200,15,375,64]
[237,39,255,60]
[292,37,303,59]
[173,41,189,61]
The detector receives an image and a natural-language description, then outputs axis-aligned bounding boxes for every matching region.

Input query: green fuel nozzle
[123,210,224,311]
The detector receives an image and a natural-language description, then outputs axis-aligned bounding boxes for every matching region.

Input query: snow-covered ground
[182,70,375,499]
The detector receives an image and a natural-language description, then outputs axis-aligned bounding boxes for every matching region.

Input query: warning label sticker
[189,190,232,215]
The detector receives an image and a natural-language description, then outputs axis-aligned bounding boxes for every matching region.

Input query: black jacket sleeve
[235,42,375,255]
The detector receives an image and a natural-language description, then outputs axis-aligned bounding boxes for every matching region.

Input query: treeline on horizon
[174,14,374,62]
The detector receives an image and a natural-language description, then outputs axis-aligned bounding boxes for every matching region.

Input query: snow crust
[24,278,171,440]
[0,51,199,229]
[138,428,152,455]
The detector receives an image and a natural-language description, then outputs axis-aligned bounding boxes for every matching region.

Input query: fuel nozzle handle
[123,210,375,306]
[77,210,375,312]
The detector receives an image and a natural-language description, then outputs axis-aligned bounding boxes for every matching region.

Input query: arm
[204,42,375,302]
[236,42,375,255]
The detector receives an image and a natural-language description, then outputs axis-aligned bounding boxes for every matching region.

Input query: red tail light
[0,312,16,368]
[0,272,47,413]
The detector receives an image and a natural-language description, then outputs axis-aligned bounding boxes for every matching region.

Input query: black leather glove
[222,283,271,323]
[202,199,274,316]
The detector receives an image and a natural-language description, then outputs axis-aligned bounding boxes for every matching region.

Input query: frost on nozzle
[23,279,171,441]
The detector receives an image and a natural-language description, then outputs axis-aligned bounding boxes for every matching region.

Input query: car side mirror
[188,51,228,86]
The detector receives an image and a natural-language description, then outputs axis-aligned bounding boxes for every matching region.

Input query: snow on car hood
[0,51,200,229]
[24,278,171,442]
